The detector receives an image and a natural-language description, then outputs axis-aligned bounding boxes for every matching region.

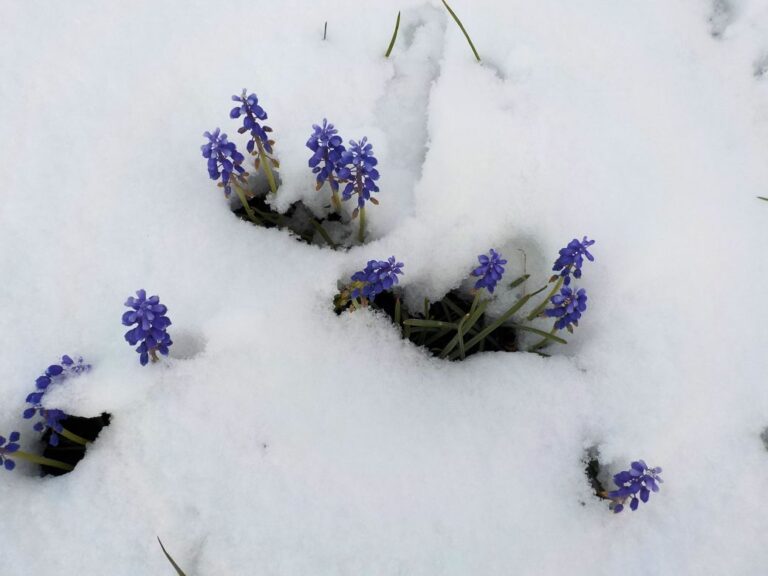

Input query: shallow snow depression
[2,0,768,574]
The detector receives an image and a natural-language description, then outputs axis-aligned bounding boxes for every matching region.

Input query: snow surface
[2,0,768,574]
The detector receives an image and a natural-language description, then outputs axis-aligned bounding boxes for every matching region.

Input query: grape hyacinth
[471,249,507,294]
[338,137,380,241]
[122,289,173,365]
[230,90,272,154]
[201,128,246,197]
[230,89,279,195]
[544,286,587,331]
[0,432,20,471]
[609,460,663,513]
[22,356,91,447]
[552,236,595,285]
[307,119,346,210]
[350,256,404,301]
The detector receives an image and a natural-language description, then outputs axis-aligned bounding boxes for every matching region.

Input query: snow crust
[1,0,768,574]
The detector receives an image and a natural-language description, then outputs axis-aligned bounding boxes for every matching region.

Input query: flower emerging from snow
[552,237,595,285]
[0,432,20,471]
[544,286,587,331]
[350,256,404,300]
[609,460,663,513]
[338,137,380,209]
[201,128,246,197]
[230,90,273,154]
[307,119,346,194]
[22,356,90,447]
[122,289,173,366]
[471,249,507,294]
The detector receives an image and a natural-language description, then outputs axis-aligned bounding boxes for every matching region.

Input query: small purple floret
[609,460,663,513]
[545,286,588,330]
[201,128,245,197]
[471,249,507,294]
[351,256,404,301]
[230,90,273,154]
[0,431,21,472]
[307,119,346,193]
[122,289,173,366]
[552,237,595,285]
[337,137,380,209]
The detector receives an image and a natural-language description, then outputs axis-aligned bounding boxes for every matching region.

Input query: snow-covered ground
[2,1,768,574]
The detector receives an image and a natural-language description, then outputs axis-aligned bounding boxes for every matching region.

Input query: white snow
[2,0,768,574]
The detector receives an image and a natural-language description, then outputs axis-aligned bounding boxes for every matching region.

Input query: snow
[2,0,768,574]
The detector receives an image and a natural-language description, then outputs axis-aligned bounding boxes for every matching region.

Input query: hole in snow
[40,413,111,477]
[169,330,207,360]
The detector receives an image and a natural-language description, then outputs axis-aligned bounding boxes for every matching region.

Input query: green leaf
[508,274,530,289]
[509,324,567,344]
[759,196,768,202]
[441,0,481,62]
[384,11,401,57]
[403,319,458,330]
[439,300,489,358]
[157,538,188,576]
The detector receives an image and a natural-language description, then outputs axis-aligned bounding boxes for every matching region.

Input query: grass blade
[439,300,489,358]
[759,196,768,201]
[385,11,401,57]
[157,538,188,576]
[404,319,458,330]
[442,0,480,62]
[508,274,530,289]
[510,324,567,344]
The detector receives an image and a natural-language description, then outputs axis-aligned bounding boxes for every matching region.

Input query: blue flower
[201,128,246,197]
[338,138,380,209]
[552,237,595,285]
[609,460,663,513]
[307,119,346,193]
[230,90,273,154]
[122,289,173,365]
[22,357,90,447]
[471,249,507,293]
[350,256,404,300]
[0,432,21,471]
[544,286,587,331]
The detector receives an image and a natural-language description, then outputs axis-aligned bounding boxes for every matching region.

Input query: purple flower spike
[337,137,380,210]
[544,286,588,331]
[122,289,173,365]
[471,249,507,294]
[201,128,246,197]
[231,90,273,154]
[307,119,346,194]
[609,460,663,513]
[0,432,21,472]
[23,356,91,446]
[350,256,404,301]
[552,237,595,285]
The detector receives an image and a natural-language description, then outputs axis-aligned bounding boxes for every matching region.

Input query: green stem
[14,450,74,471]
[331,188,342,213]
[310,218,336,248]
[230,181,263,225]
[442,0,481,62]
[59,427,90,446]
[255,139,278,196]
[384,11,401,57]
[526,277,563,322]
[529,326,560,352]
[358,206,366,243]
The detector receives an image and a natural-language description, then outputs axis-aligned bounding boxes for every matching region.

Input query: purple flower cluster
[22,356,91,447]
[545,286,588,331]
[307,119,346,193]
[122,289,173,366]
[338,138,380,210]
[351,256,404,300]
[230,90,273,154]
[0,432,20,471]
[552,237,595,285]
[609,460,663,513]
[471,249,507,294]
[201,128,246,197]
